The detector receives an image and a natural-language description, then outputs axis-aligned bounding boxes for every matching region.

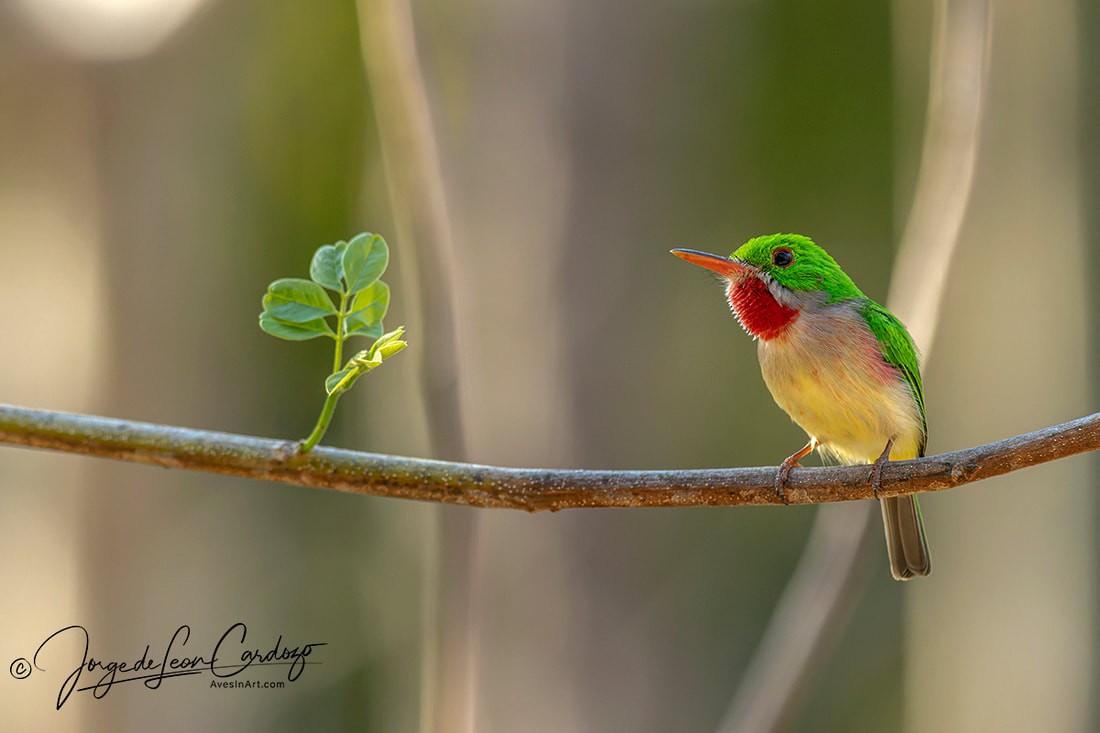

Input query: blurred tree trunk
[421,3,582,730]
[904,0,1095,729]
[75,2,417,731]
[0,31,105,732]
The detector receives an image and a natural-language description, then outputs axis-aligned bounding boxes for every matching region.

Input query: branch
[1,404,1095,509]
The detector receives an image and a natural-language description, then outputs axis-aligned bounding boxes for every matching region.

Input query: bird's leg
[775,439,818,505]
[869,437,895,499]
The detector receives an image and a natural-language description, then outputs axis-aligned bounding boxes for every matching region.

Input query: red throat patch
[726,276,800,340]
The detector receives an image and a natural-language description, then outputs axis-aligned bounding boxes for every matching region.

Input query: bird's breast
[757,304,924,463]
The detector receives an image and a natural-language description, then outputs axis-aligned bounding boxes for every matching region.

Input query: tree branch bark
[1,403,1095,509]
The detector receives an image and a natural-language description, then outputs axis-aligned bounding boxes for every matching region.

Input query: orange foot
[774,439,818,505]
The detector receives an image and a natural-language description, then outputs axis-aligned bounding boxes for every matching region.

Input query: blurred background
[0,0,1096,731]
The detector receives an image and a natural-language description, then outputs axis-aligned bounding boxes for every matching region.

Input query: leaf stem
[301,291,351,454]
[300,390,341,453]
[333,292,349,373]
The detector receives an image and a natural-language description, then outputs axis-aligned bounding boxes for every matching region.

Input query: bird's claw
[774,460,799,505]
[869,461,883,499]
[774,440,817,506]
[869,438,894,499]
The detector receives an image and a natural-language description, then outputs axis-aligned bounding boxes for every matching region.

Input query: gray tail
[880,495,931,580]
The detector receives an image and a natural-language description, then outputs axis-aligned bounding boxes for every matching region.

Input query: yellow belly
[758,308,924,464]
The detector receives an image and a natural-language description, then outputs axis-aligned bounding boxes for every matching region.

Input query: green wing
[860,300,927,457]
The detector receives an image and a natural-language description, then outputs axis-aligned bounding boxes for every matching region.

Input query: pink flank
[756,301,924,463]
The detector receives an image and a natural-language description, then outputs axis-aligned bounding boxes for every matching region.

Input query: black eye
[772,248,794,268]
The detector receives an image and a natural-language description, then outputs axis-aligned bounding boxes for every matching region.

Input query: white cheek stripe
[761,273,800,310]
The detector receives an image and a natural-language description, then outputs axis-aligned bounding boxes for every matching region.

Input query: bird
[671,233,930,580]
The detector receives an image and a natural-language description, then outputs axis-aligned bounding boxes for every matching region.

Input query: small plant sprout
[259,232,407,452]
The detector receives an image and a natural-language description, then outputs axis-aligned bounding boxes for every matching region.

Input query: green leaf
[259,312,335,341]
[346,280,390,336]
[368,327,407,360]
[345,321,384,339]
[342,233,389,295]
[325,368,359,395]
[264,278,338,322]
[322,328,407,394]
[375,337,407,360]
[310,241,347,291]
[348,280,390,321]
[348,348,384,372]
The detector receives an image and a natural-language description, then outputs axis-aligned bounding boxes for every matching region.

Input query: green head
[671,233,866,339]
[730,233,863,303]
